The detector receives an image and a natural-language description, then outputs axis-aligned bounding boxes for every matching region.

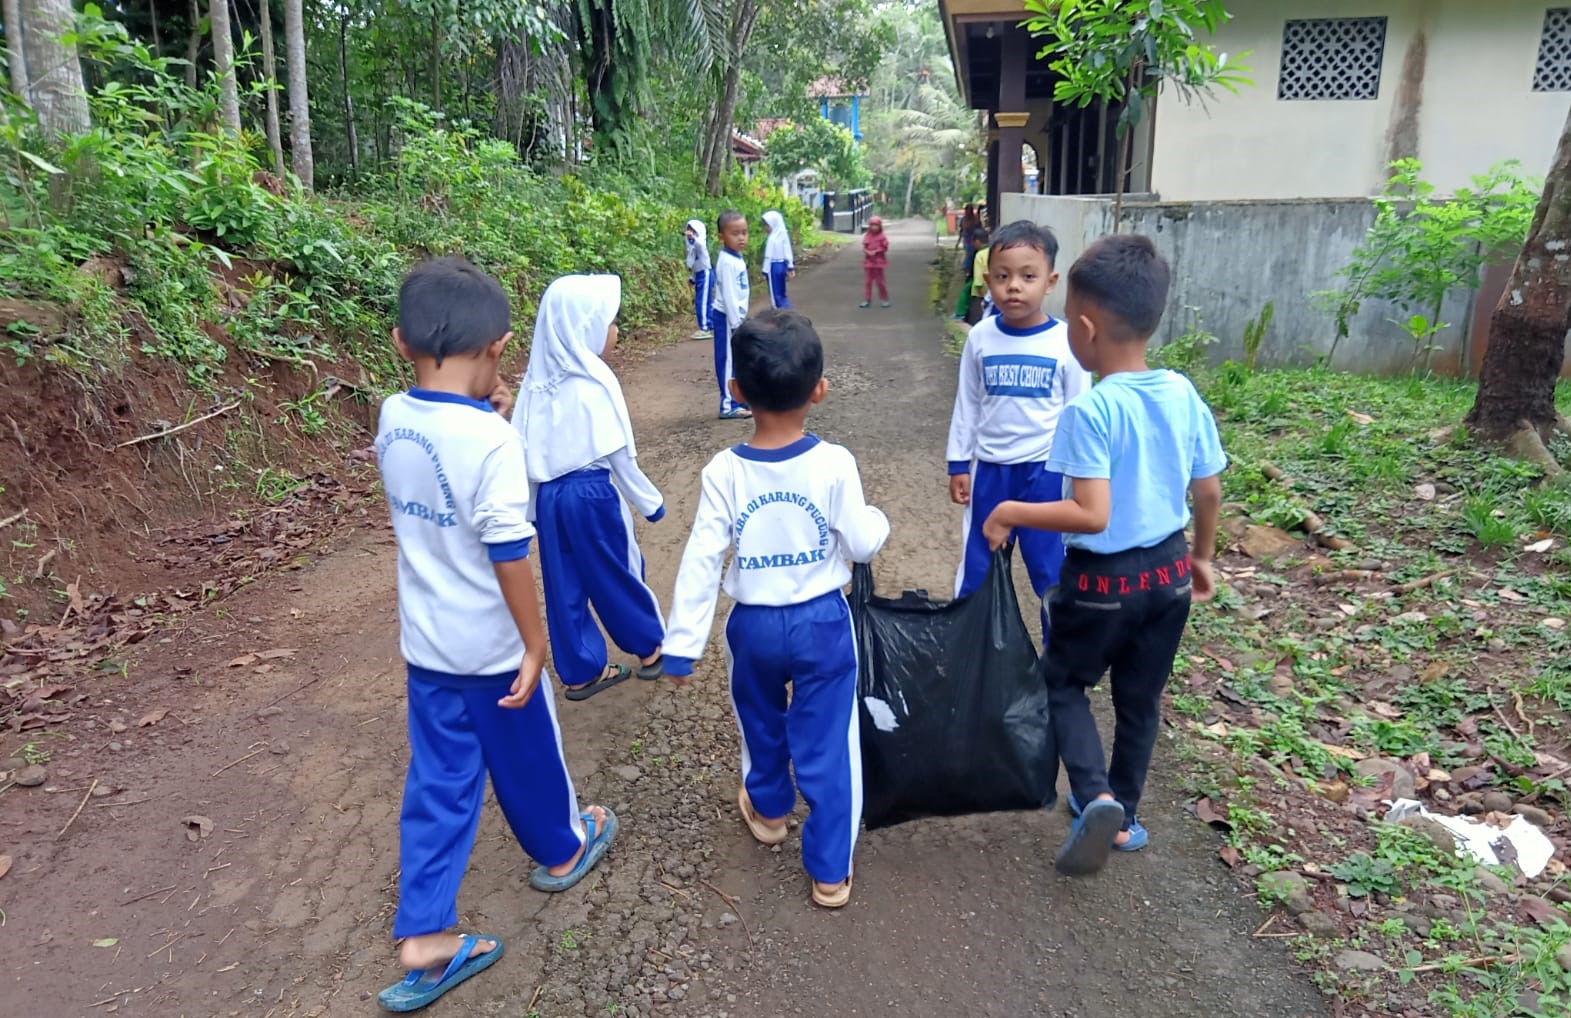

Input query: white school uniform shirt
[664,435,890,671]
[512,274,664,519]
[711,248,750,331]
[685,219,712,275]
[762,210,794,270]
[944,315,1093,473]
[376,390,536,677]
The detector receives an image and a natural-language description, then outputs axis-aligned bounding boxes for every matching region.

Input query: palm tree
[19,0,91,137]
[210,0,242,134]
[284,0,312,189]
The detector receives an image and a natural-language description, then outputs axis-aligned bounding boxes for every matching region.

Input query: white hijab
[763,210,793,264]
[686,218,707,246]
[512,274,637,483]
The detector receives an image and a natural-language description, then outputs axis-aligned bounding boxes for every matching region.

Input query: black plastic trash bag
[852,548,1055,830]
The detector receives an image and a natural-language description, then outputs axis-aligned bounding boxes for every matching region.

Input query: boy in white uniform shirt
[664,308,889,908]
[373,258,616,1011]
[946,221,1092,633]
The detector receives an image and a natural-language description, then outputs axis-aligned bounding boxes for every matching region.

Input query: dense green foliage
[764,117,868,189]
[0,13,816,389]
[1317,159,1539,371]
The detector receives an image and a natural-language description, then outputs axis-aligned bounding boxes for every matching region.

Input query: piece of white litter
[862,697,899,733]
[1526,538,1555,554]
[1387,799,1556,878]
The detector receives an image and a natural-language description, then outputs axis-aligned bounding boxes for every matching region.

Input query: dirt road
[1,220,1328,1018]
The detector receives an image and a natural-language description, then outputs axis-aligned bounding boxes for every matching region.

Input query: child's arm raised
[662,463,734,683]
[984,478,1109,549]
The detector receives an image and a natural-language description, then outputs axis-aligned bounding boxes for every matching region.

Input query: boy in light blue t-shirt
[982,234,1226,878]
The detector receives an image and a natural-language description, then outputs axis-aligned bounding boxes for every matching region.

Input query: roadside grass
[1177,363,1571,1016]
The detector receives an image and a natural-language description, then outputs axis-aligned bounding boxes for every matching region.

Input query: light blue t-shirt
[1044,369,1227,555]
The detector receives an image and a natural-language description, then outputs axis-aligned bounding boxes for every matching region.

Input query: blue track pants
[536,470,665,687]
[713,317,746,416]
[692,270,713,332]
[725,591,860,884]
[395,667,584,938]
[955,460,1066,634]
[767,263,792,309]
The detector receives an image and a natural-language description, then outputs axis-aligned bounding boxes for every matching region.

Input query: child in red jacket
[860,217,890,309]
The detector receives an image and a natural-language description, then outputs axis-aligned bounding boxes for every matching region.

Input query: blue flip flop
[378,934,503,1012]
[529,808,619,892]
[1055,799,1125,876]
[1067,793,1149,853]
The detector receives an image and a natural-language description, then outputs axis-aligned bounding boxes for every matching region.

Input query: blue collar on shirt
[995,316,1060,338]
[718,248,746,261]
[406,388,495,412]
[732,434,821,462]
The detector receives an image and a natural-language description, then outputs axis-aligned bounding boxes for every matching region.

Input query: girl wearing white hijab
[761,210,795,309]
[684,219,714,341]
[513,275,666,701]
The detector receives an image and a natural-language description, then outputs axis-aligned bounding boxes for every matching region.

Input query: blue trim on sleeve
[664,656,695,677]
[948,460,971,476]
[647,506,667,523]
[485,537,533,562]
[995,316,1059,338]
[407,388,495,413]
[731,434,822,463]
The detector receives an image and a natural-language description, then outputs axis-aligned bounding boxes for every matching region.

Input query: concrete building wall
[1000,192,1481,375]
[1150,0,1569,201]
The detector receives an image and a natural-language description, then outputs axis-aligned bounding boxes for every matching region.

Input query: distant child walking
[762,209,796,309]
[513,274,667,701]
[664,308,890,908]
[712,210,753,420]
[374,258,616,1012]
[685,219,714,341]
[946,221,1092,629]
[860,216,890,309]
[983,234,1226,876]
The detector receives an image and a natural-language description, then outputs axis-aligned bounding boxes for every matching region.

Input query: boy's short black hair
[1067,234,1171,340]
[717,209,744,233]
[989,220,1060,267]
[398,257,510,365]
[731,309,823,412]
[973,228,990,247]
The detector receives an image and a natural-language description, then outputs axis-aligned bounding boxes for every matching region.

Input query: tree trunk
[339,14,358,175]
[4,0,28,104]
[20,0,90,137]
[701,0,762,195]
[1465,105,1571,448]
[284,0,312,190]
[210,0,242,134]
[903,165,916,218]
[258,0,285,174]
[429,13,441,110]
[185,0,201,89]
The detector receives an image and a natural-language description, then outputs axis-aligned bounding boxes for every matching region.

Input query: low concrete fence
[999,192,1570,378]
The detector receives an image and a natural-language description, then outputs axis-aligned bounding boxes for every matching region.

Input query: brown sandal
[737,788,788,845]
[811,874,852,908]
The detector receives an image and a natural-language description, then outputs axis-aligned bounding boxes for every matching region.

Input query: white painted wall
[1150,0,1570,200]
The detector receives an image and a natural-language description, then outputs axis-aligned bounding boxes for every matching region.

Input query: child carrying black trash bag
[983,234,1226,877]
[662,308,890,908]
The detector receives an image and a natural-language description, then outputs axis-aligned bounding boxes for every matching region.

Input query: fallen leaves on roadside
[227,654,258,668]
[181,815,215,842]
[0,855,11,880]
[1218,844,1243,868]
[1193,797,1232,830]
[137,708,169,727]
[1346,410,1375,425]
[92,938,118,948]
